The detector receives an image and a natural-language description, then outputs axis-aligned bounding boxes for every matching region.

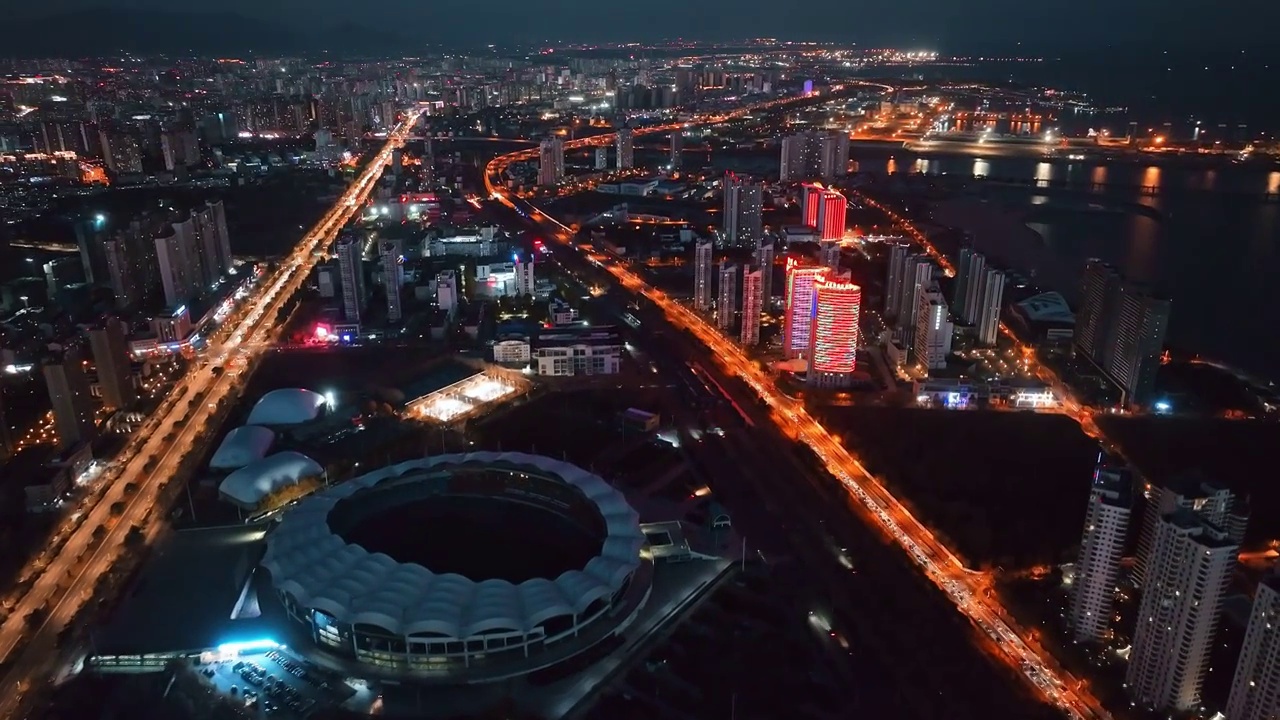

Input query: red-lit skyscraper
[816,188,846,241]
[782,258,826,359]
[802,183,823,227]
[807,272,862,387]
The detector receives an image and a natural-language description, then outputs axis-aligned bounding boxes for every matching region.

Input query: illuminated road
[0,111,421,718]
[484,100,1108,720]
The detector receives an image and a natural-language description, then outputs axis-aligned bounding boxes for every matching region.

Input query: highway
[0,110,422,718]
[483,102,1109,719]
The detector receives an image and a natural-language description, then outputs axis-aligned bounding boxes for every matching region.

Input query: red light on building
[808,275,861,376]
[782,258,826,359]
[802,183,823,227]
[817,189,846,241]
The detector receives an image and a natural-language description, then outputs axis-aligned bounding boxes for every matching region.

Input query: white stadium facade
[261,452,650,678]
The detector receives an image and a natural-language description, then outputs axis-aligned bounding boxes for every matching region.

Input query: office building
[740,267,763,346]
[819,240,841,270]
[616,127,633,170]
[913,283,952,371]
[717,263,738,331]
[669,131,683,170]
[88,318,136,411]
[43,344,98,448]
[1125,510,1236,712]
[722,172,763,247]
[1225,572,1280,720]
[952,248,986,325]
[1068,462,1132,643]
[1134,475,1247,588]
[780,131,850,181]
[538,137,564,186]
[694,240,713,312]
[884,242,911,318]
[976,268,1006,347]
[755,238,775,305]
[380,240,404,323]
[807,273,861,387]
[594,147,608,170]
[783,260,825,359]
[335,235,366,327]
[1104,284,1170,406]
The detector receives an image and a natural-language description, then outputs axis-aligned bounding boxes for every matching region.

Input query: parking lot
[197,648,361,717]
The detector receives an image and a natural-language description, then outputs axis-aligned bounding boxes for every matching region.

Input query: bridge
[973,175,1280,203]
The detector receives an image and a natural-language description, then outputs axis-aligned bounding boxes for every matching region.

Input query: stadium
[261,452,650,680]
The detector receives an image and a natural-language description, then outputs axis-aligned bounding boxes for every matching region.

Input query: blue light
[217,638,279,655]
[1154,400,1172,414]
[512,252,519,264]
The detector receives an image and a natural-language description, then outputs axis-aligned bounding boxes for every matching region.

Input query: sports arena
[261,452,649,679]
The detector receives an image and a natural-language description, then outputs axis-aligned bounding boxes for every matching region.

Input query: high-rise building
[816,189,846,241]
[1075,259,1122,363]
[1133,475,1247,588]
[1068,461,1132,644]
[819,240,841,270]
[884,242,911,318]
[755,238,774,306]
[335,235,365,327]
[514,252,535,297]
[722,172,763,247]
[436,270,458,319]
[897,256,936,355]
[952,248,986,325]
[99,129,142,174]
[1226,572,1280,720]
[88,318,136,411]
[160,129,199,171]
[191,200,233,287]
[783,260,825,359]
[913,283,952,371]
[976,268,1006,347]
[801,183,822,226]
[538,137,564,186]
[43,344,98,449]
[740,267,763,346]
[780,131,849,180]
[694,240,713,312]
[807,273,861,387]
[1105,285,1170,406]
[74,214,110,286]
[594,147,608,170]
[780,134,808,181]
[154,219,201,308]
[380,240,404,323]
[1125,510,1237,712]
[669,131,683,170]
[717,263,738,331]
[616,127,634,169]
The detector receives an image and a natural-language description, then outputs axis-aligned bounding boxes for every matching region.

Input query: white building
[740,267,762,346]
[1226,573,1280,720]
[1125,510,1237,713]
[1068,464,1132,643]
[976,268,1006,347]
[717,262,737,331]
[722,173,763,248]
[538,136,564,186]
[436,269,458,320]
[913,283,952,371]
[549,298,578,326]
[693,240,713,312]
[534,327,622,376]
[514,253,535,297]
[335,235,365,327]
[1134,476,1247,587]
[492,339,531,364]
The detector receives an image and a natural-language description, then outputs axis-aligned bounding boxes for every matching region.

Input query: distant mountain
[9,8,417,57]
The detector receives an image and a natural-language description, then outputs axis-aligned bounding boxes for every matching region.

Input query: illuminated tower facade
[807,273,861,387]
[740,267,763,346]
[717,262,738,331]
[694,240,713,312]
[1068,462,1132,644]
[782,259,825,360]
[815,188,846,241]
[1226,572,1280,720]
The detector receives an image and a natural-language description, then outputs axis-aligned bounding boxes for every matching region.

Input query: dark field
[815,406,1100,568]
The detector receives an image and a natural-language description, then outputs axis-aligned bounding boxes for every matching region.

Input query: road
[483,105,1109,719]
[0,111,422,718]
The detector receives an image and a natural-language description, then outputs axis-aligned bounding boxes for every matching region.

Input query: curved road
[0,111,422,718]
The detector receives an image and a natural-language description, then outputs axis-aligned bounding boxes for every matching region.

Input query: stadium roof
[219,451,324,509]
[209,425,276,471]
[246,388,327,426]
[1015,292,1075,325]
[262,452,644,639]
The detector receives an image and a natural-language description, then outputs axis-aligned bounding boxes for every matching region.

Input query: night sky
[16,0,1279,51]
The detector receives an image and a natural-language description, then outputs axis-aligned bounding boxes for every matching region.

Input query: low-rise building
[534,325,623,376]
[492,339,531,364]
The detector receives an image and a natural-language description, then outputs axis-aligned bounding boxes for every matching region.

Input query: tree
[256,475,326,514]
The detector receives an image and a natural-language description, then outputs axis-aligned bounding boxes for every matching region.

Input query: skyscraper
[779,131,849,180]
[1068,461,1132,644]
[952,248,986,325]
[380,240,404,323]
[819,240,841,270]
[616,127,634,169]
[694,240,713,312]
[1133,475,1248,588]
[722,173,763,247]
[884,242,911,318]
[913,283,952,371]
[976,268,1006,347]
[807,273,861,387]
[1226,572,1280,720]
[1126,510,1236,712]
[897,256,937,355]
[1074,259,1122,363]
[335,235,365,327]
[801,183,823,227]
[740,267,763,346]
[88,318,137,411]
[74,214,109,286]
[783,260,825,359]
[1104,284,1170,406]
[717,262,738,331]
[669,131,683,170]
[154,219,202,308]
[514,253,535,297]
[780,134,808,181]
[538,137,564,186]
[103,218,158,310]
[43,344,98,449]
[755,238,775,307]
[815,189,846,241]
[192,200,233,287]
